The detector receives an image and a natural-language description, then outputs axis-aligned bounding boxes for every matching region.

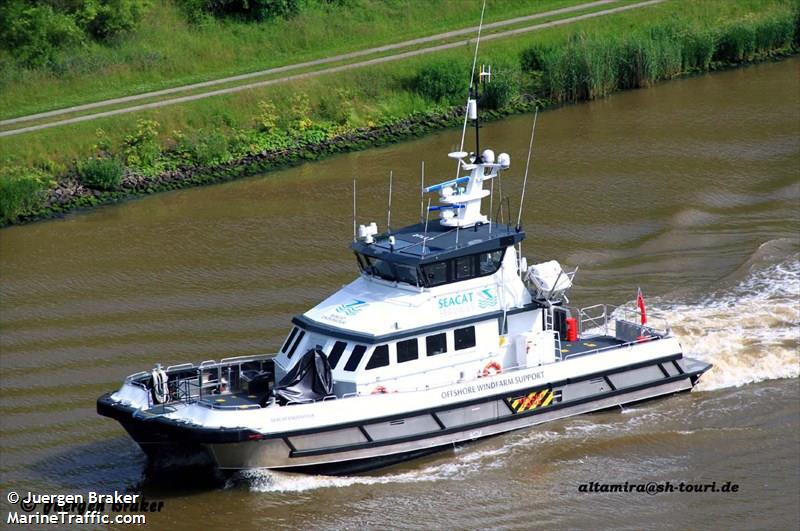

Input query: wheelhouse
[352,221,523,288]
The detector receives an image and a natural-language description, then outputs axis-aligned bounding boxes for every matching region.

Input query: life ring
[482,361,502,377]
[371,385,388,394]
[151,366,168,404]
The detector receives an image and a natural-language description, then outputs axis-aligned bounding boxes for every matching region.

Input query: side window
[479,249,504,275]
[397,338,418,363]
[344,344,367,372]
[355,253,369,273]
[422,262,448,287]
[455,256,474,280]
[426,333,447,356]
[281,327,298,353]
[395,264,420,286]
[454,326,476,350]
[328,340,347,369]
[287,330,305,359]
[366,344,390,370]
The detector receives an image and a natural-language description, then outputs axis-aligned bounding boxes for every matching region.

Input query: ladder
[544,306,563,360]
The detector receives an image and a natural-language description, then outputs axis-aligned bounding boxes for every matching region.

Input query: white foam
[231,427,566,492]
[655,257,799,391]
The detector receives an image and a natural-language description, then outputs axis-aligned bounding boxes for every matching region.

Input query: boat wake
[229,429,561,493]
[656,247,799,391]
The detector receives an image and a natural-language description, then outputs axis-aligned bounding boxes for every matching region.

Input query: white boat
[98,62,711,475]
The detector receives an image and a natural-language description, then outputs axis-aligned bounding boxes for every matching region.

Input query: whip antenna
[455,0,487,177]
[420,161,425,223]
[516,107,539,230]
[352,178,357,241]
[387,170,393,233]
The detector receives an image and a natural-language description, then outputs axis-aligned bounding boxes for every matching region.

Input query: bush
[122,118,162,173]
[479,61,519,110]
[520,44,552,72]
[412,59,470,105]
[0,1,149,68]
[714,19,758,63]
[256,100,278,132]
[78,0,150,42]
[77,157,124,190]
[186,129,231,166]
[0,2,84,68]
[681,28,716,72]
[182,0,299,22]
[0,167,50,225]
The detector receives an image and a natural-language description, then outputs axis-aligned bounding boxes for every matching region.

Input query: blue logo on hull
[335,299,367,316]
[478,289,498,309]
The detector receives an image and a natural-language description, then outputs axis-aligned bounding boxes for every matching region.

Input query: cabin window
[370,257,395,281]
[454,326,476,350]
[397,338,419,363]
[344,344,367,371]
[286,329,306,359]
[281,327,298,353]
[426,333,447,356]
[366,344,390,370]
[455,256,474,280]
[355,253,370,273]
[479,250,504,275]
[395,264,420,286]
[422,262,448,286]
[328,340,348,369]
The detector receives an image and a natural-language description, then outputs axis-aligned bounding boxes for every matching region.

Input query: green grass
[0,0,586,119]
[1,0,798,226]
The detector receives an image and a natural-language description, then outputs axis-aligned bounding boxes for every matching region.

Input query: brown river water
[1,57,798,530]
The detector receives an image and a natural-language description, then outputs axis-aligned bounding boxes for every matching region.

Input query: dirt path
[0,0,662,138]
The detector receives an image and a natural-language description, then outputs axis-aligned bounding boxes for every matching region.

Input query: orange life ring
[482,361,502,377]
[371,385,388,394]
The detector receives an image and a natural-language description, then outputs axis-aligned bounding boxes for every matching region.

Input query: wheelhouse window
[479,250,504,275]
[397,338,418,363]
[454,326,476,350]
[328,340,348,369]
[366,256,395,281]
[422,262,448,286]
[281,327,298,353]
[419,249,505,287]
[344,344,367,372]
[455,256,474,280]
[394,264,420,286]
[366,344,390,370]
[286,329,306,359]
[356,253,420,286]
[426,333,447,356]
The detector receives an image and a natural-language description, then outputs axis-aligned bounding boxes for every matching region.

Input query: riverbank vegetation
[0,0,581,119]
[1,0,798,226]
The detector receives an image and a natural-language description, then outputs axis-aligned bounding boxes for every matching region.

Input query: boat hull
[98,356,710,474]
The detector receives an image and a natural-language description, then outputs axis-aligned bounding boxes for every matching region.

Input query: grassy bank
[0,0,584,120]
[1,0,798,227]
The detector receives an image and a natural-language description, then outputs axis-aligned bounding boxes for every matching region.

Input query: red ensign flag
[637,288,647,325]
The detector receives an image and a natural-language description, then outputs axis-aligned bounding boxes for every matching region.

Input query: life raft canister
[482,360,502,377]
[565,317,578,342]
